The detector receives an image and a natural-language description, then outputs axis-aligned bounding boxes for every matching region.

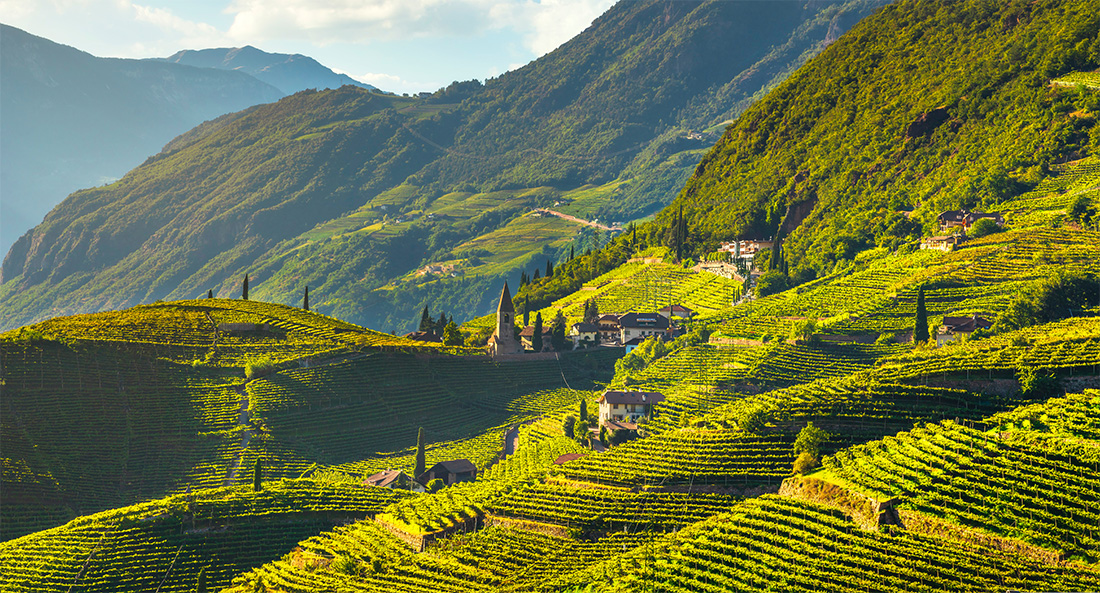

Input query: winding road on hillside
[532,209,618,232]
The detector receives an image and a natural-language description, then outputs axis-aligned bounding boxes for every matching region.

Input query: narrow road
[533,209,618,232]
[503,426,520,457]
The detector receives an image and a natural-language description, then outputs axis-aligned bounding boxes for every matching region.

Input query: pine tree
[631,223,637,247]
[415,427,426,477]
[569,245,575,261]
[242,274,249,300]
[303,286,309,311]
[196,566,208,593]
[551,309,567,351]
[579,399,588,424]
[533,268,541,281]
[523,295,530,326]
[532,312,543,352]
[207,289,213,299]
[436,312,447,334]
[252,459,262,492]
[546,260,553,278]
[419,306,432,332]
[914,285,930,343]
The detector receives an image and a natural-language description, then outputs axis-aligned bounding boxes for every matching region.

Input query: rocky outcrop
[905,107,951,138]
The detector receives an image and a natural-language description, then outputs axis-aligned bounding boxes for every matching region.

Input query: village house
[569,322,599,349]
[597,390,664,425]
[520,325,553,351]
[364,469,425,493]
[487,283,524,357]
[937,209,1005,232]
[596,314,622,343]
[936,315,993,347]
[417,459,477,486]
[920,234,967,252]
[718,239,774,267]
[618,312,671,343]
[658,304,695,322]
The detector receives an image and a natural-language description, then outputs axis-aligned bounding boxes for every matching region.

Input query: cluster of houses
[364,387,665,494]
[717,239,774,266]
[921,209,1005,252]
[364,458,478,493]
[487,282,696,356]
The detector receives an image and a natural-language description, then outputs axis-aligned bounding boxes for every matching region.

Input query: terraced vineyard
[822,392,1100,563]
[0,480,409,593]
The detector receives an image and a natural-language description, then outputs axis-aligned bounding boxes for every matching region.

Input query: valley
[2,0,1100,591]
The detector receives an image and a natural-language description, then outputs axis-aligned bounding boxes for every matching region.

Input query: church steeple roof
[497,282,515,314]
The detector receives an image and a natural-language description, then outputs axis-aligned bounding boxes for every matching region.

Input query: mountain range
[0,0,890,333]
[0,24,380,258]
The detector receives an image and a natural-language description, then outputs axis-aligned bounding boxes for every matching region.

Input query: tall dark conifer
[436,312,447,333]
[546,260,553,278]
[252,459,262,492]
[569,245,575,261]
[914,285,930,343]
[533,268,541,281]
[207,289,213,299]
[414,427,426,477]
[532,312,543,352]
[419,306,432,332]
[303,286,310,311]
[242,274,249,300]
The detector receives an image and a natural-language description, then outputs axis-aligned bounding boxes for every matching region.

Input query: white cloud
[223,0,613,55]
[131,3,230,48]
[492,0,614,56]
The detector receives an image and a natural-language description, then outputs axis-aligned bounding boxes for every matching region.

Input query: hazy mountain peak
[160,45,379,95]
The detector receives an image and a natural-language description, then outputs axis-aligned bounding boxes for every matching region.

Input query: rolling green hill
[660,0,1100,280]
[0,0,891,333]
[6,0,1100,591]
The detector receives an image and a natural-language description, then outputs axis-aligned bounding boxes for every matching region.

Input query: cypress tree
[419,306,431,332]
[631,223,637,247]
[252,459,262,492]
[242,274,249,300]
[303,286,309,311]
[523,295,530,326]
[196,566,208,593]
[415,427,426,478]
[533,268,541,281]
[436,312,447,334]
[570,245,575,261]
[546,260,553,278]
[207,289,213,299]
[914,285,930,343]
[532,312,543,352]
[579,399,588,424]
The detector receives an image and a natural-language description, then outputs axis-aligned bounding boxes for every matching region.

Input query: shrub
[793,451,818,475]
[1017,367,1061,399]
[969,217,1001,238]
[994,271,1100,332]
[875,332,896,344]
[755,271,790,298]
[427,479,445,493]
[332,555,358,576]
[563,415,577,439]
[794,422,827,458]
[244,356,277,380]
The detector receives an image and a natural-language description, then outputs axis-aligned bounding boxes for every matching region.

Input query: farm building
[417,459,477,486]
[618,312,671,343]
[569,322,599,348]
[597,390,664,425]
[936,315,993,346]
[364,470,425,493]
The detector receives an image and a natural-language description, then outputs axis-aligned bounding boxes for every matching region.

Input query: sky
[0,0,617,94]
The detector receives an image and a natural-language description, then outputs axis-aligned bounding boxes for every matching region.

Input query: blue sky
[1,0,616,94]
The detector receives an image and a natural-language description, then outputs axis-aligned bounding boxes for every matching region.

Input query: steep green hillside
[0,0,890,333]
[0,300,615,541]
[666,0,1100,280]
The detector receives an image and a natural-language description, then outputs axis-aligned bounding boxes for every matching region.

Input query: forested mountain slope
[665,0,1100,280]
[0,24,284,257]
[0,0,889,332]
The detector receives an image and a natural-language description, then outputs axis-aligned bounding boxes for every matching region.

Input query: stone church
[487,282,524,357]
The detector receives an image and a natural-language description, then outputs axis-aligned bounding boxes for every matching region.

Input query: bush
[244,356,277,380]
[755,271,790,298]
[426,478,445,493]
[969,217,1001,238]
[1017,367,1061,399]
[875,332,896,344]
[563,415,577,439]
[793,451,818,475]
[993,271,1100,333]
[794,422,827,458]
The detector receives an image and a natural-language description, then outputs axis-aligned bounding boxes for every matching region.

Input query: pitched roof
[618,312,670,329]
[571,322,599,332]
[658,304,695,315]
[940,315,993,333]
[597,314,621,323]
[497,282,515,314]
[603,420,639,432]
[364,469,408,488]
[598,390,665,405]
[553,453,587,465]
[432,459,477,474]
[519,325,553,337]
